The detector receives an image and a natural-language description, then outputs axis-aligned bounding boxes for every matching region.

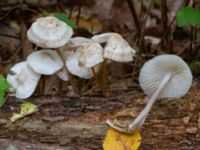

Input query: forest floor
[1,0,200,149]
[0,79,200,149]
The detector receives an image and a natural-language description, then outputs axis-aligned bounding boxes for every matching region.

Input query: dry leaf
[103,128,141,150]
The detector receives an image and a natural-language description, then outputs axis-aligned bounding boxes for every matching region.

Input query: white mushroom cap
[66,50,99,79]
[27,16,73,48]
[67,37,104,68]
[67,37,93,47]
[92,32,136,62]
[78,42,104,68]
[27,49,63,75]
[139,54,193,99]
[7,61,41,99]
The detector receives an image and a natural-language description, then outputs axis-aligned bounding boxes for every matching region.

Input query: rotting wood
[0,81,200,150]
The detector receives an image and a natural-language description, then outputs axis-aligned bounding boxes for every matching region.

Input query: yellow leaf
[10,102,38,122]
[103,128,141,150]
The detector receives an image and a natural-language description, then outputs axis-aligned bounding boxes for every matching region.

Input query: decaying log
[0,81,200,150]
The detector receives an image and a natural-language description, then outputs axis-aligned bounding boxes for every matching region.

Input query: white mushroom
[66,50,99,79]
[78,43,103,68]
[27,49,63,75]
[92,32,136,62]
[7,61,41,99]
[107,54,193,133]
[67,37,104,68]
[27,16,73,48]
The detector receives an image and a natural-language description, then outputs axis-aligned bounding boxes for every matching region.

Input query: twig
[0,33,19,39]
[126,0,141,34]
[76,3,82,27]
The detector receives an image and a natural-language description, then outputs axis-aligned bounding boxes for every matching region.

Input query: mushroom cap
[92,32,119,43]
[27,49,63,75]
[66,50,99,79]
[78,42,104,68]
[67,37,93,47]
[139,54,193,99]
[27,16,73,48]
[92,33,136,62]
[7,61,41,99]
[66,37,104,68]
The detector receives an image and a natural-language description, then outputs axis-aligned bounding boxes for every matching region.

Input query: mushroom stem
[91,67,106,95]
[55,48,79,95]
[128,73,172,130]
[100,59,111,95]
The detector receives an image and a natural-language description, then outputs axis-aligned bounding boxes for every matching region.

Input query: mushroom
[27,16,77,93]
[67,37,104,68]
[27,16,73,48]
[92,33,136,94]
[92,32,136,62]
[106,54,193,133]
[66,50,99,79]
[27,49,63,75]
[7,61,41,99]
[65,37,104,92]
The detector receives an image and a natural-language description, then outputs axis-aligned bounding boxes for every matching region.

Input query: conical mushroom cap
[92,33,136,62]
[139,55,193,99]
[27,49,63,75]
[66,50,99,79]
[7,61,41,99]
[27,16,73,48]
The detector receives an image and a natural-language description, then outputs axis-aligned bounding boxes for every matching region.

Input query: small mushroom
[7,61,41,99]
[27,49,63,75]
[66,37,104,93]
[67,37,104,68]
[106,54,193,133]
[92,32,136,62]
[92,33,136,94]
[27,16,73,48]
[66,50,99,79]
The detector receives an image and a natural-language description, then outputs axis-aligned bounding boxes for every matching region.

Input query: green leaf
[0,75,11,91]
[54,12,78,29]
[0,90,5,107]
[176,7,200,27]
[0,75,10,107]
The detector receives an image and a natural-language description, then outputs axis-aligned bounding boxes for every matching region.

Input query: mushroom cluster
[6,15,193,135]
[6,16,136,99]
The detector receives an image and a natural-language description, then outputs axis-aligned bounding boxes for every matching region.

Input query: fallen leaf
[10,102,38,122]
[103,128,141,150]
[71,17,102,34]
